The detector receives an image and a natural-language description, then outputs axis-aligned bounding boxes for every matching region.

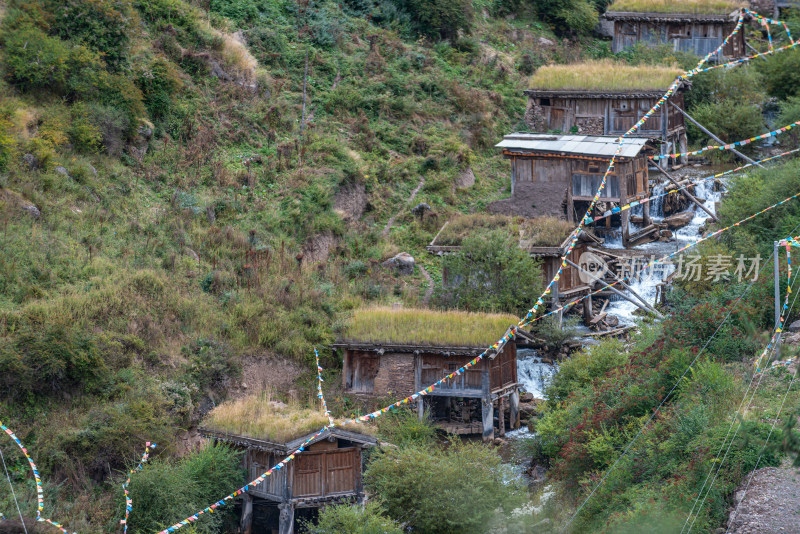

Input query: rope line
[586,149,798,225]
[120,443,156,534]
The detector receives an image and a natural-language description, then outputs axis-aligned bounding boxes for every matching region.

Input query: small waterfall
[648,181,667,219]
[517,348,557,399]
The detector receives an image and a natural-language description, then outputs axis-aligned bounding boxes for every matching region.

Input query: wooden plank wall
[421,353,483,391]
[612,21,744,58]
[292,448,359,499]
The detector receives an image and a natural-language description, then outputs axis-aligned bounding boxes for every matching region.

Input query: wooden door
[293,453,323,498]
[550,108,566,132]
[325,449,357,495]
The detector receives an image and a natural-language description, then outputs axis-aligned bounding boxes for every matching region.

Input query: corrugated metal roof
[496,133,648,159]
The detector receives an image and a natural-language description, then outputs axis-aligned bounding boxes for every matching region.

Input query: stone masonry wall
[373,353,415,399]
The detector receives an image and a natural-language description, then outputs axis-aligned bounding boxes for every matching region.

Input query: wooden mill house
[200,401,378,534]
[603,0,746,59]
[426,214,596,322]
[524,61,688,162]
[332,308,521,442]
[491,133,653,246]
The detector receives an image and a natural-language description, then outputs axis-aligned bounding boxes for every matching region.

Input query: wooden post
[414,352,424,422]
[669,102,764,168]
[240,494,253,534]
[481,398,494,443]
[509,390,520,430]
[565,258,663,318]
[481,369,494,442]
[583,293,593,324]
[278,503,294,534]
[775,241,782,359]
[653,163,719,222]
[498,397,505,437]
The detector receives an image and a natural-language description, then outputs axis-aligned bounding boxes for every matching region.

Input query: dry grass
[341,307,518,347]
[435,214,572,248]
[608,0,745,14]
[203,393,375,442]
[529,60,684,91]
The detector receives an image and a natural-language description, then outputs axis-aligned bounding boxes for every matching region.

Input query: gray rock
[411,203,431,218]
[664,211,694,229]
[54,166,71,178]
[519,392,534,403]
[787,320,800,332]
[138,125,153,139]
[185,248,200,262]
[455,167,476,189]
[538,37,555,46]
[20,204,41,219]
[22,153,37,170]
[88,165,98,178]
[382,252,415,275]
[605,315,620,327]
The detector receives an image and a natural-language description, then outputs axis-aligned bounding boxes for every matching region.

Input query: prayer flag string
[120,443,156,534]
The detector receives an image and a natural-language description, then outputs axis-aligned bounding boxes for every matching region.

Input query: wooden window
[572,174,620,199]
[540,98,551,106]
[514,157,533,182]
[621,22,636,35]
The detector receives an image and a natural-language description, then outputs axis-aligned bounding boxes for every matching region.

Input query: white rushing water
[516,348,557,399]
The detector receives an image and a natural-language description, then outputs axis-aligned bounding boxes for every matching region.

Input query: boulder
[538,37,555,46]
[664,211,694,229]
[787,319,800,333]
[54,166,71,179]
[20,204,41,219]
[411,202,431,218]
[605,315,620,327]
[519,392,535,403]
[660,229,674,239]
[382,252,415,275]
[455,167,476,189]
[22,153,38,170]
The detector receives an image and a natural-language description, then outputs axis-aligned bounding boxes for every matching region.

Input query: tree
[305,502,404,534]
[435,228,543,316]
[363,441,525,534]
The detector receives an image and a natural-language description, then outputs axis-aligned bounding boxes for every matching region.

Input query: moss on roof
[202,394,375,443]
[529,60,684,91]
[340,307,518,347]
[435,214,573,248]
[607,0,744,15]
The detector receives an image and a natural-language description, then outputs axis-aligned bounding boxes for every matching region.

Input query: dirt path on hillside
[382,176,424,236]
[419,264,434,305]
[726,460,800,533]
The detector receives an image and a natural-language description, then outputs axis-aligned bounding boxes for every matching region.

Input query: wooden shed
[201,403,378,534]
[492,133,653,246]
[426,214,595,319]
[524,62,688,162]
[333,308,521,441]
[603,1,746,58]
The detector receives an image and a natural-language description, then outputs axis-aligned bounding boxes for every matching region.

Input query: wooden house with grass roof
[427,214,595,316]
[332,307,521,442]
[524,60,688,163]
[603,0,746,58]
[200,397,378,534]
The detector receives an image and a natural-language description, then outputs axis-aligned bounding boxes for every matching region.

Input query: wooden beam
[565,259,663,318]
[652,162,719,222]
[668,102,764,168]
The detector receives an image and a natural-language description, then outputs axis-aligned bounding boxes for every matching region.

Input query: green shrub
[687,100,765,158]
[532,0,599,35]
[305,502,404,534]
[364,441,525,534]
[376,408,437,446]
[397,0,473,40]
[137,56,184,121]
[755,46,800,100]
[53,0,138,70]
[69,103,103,153]
[126,443,243,534]
[0,322,107,400]
[435,228,543,316]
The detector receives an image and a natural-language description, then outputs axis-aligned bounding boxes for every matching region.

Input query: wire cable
[0,446,28,534]
[561,220,800,532]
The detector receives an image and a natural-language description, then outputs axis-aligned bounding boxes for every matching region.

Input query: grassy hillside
[0,0,616,529]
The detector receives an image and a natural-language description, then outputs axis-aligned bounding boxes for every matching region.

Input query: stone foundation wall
[575,116,604,135]
[523,100,547,132]
[373,353,415,398]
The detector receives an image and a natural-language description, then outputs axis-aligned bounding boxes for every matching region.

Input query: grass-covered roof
[202,394,375,443]
[339,307,518,347]
[529,60,684,91]
[607,0,744,14]
[435,214,573,248]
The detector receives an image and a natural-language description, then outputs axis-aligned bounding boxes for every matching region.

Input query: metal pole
[775,241,781,359]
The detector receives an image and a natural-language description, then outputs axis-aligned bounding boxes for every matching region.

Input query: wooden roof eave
[286,427,379,451]
[524,85,689,99]
[333,326,518,360]
[603,10,740,23]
